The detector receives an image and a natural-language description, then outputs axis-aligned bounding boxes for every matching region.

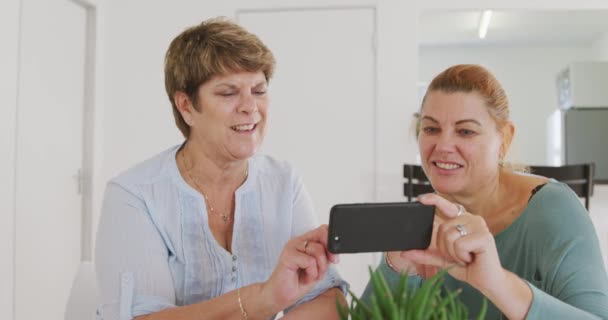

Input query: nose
[237,92,258,114]
[434,131,456,153]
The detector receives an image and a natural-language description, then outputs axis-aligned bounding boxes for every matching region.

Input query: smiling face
[418,91,507,196]
[182,71,269,161]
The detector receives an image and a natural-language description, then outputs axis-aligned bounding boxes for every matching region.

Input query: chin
[230,145,259,160]
[429,182,463,196]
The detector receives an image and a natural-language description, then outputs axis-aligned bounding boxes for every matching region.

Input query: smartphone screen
[328,202,434,253]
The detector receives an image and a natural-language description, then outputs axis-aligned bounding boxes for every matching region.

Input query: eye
[422,126,439,134]
[458,128,476,136]
[218,92,236,97]
[253,90,267,96]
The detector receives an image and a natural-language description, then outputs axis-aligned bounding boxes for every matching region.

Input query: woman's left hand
[402,193,505,293]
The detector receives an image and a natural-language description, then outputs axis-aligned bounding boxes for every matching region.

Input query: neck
[442,171,507,220]
[179,140,248,188]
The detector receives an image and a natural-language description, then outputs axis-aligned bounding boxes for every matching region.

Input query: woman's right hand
[259,224,339,313]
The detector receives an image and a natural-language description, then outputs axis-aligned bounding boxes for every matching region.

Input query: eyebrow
[214,80,267,90]
[421,116,482,126]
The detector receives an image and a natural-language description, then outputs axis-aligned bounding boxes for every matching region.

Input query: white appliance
[548,61,608,183]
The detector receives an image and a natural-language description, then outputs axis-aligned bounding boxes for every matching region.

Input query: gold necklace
[181,150,247,223]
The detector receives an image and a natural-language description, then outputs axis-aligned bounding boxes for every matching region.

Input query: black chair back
[403,164,433,202]
[529,163,594,210]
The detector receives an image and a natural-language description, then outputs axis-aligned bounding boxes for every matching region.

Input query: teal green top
[362,181,608,319]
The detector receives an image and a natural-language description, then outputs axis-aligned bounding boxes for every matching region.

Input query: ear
[499,121,515,159]
[174,91,195,126]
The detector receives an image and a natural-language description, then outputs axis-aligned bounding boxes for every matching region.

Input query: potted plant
[337,268,486,320]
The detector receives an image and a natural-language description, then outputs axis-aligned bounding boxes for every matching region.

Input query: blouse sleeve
[95,182,176,320]
[284,173,349,313]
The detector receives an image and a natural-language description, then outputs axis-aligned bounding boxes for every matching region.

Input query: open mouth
[433,161,463,170]
[231,123,257,132]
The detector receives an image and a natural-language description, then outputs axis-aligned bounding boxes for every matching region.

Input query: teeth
[233,124,255,131]
[435,162,460,170]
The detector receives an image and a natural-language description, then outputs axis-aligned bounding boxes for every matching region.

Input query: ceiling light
[478,10,493,39]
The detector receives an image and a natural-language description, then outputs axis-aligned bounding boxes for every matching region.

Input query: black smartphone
[327,202,435,253]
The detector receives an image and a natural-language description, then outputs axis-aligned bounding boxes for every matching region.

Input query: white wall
[419,45,592,165]
[0,1,20,319]
[591,31,608,59]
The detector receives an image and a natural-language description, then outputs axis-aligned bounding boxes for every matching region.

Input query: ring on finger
[455,204,465,217]
[302,240,310,252]
[455,224,467,237]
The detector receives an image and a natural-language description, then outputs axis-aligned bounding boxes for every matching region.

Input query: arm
[95,182,177,319]
[518,187,608,320]
[134,284,277,320]
[282,288,346,320]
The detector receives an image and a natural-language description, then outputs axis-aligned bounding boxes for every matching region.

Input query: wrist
[385,252,417,275]
[480,269,532,320]
[244,283,281,320]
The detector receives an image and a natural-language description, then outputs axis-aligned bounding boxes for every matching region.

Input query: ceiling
[419,10,608,47]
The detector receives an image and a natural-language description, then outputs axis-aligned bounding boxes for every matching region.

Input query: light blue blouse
[95,144,347,320]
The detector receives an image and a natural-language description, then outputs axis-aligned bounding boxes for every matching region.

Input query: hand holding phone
[328,202,434,253]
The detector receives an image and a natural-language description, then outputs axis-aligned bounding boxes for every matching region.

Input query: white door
[15,0,87,319]
[238,7,377,296]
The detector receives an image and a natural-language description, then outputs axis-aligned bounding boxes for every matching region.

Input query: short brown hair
[164,17,276,138]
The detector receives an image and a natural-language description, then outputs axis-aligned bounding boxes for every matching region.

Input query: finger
[283,249,317,273]
[454,231,491,261]
[292,251,319,284]
[301,225,340,263]
[437,222,469,266]
[423,265,439,279]
[401,249,455,269]
[302,224,329,247]
[304,241,329,279]
[418,193,464,219]
[429,220,440,250]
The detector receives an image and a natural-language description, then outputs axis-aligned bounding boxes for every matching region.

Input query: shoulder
[528,180,586,215]
[109,144,181,192]
[524,180,594,240]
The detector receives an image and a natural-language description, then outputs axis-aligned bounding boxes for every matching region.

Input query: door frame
[1,1,22,319]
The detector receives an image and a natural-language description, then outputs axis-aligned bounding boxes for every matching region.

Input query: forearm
[135,283,278,320]
[480,269,532,320]
[282,288,346,320]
